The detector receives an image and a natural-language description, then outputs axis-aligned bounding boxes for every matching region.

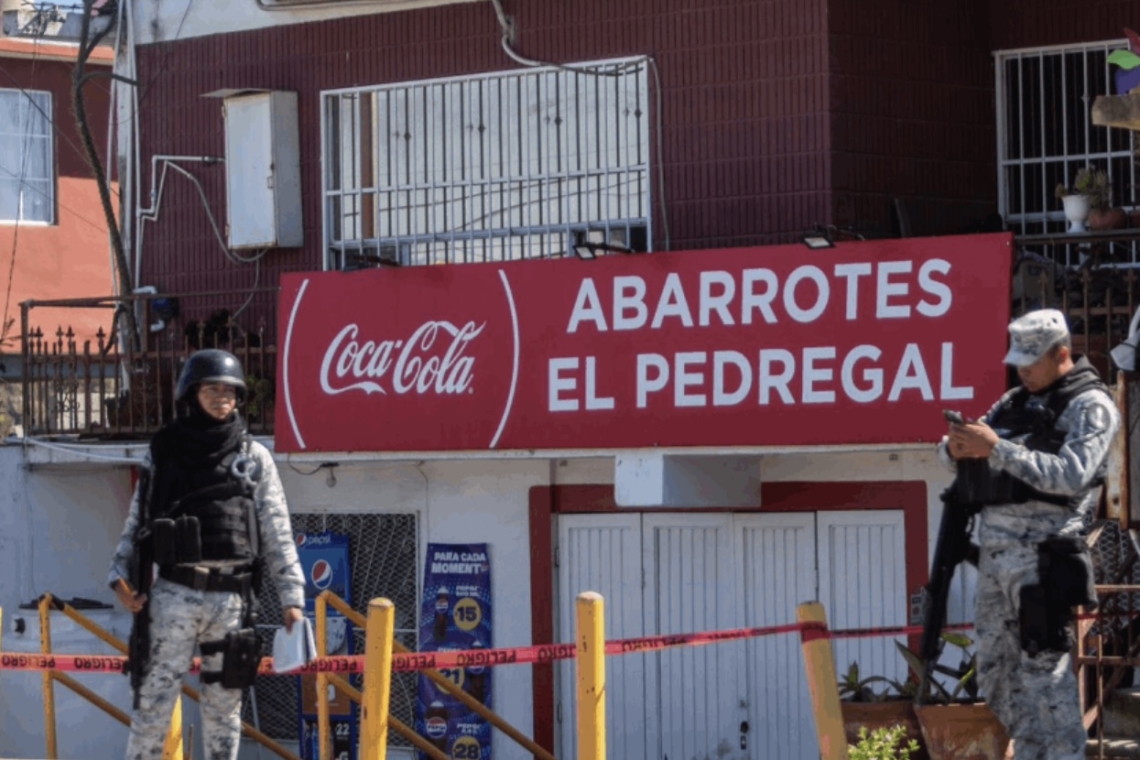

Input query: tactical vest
[154,438,261,563]
[958,361,1109,508]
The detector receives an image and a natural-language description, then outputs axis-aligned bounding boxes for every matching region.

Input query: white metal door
[642,513,745,760]
[557,513,645,760]
[736,512,818,760]
[817,510,909,698]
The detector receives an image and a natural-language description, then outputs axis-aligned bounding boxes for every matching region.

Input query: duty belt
[159,564,253,594]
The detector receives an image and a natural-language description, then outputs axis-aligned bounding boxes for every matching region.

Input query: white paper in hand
[272,617,316,674]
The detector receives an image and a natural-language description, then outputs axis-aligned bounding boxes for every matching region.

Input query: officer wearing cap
[108,349,305,760]
[938,308,1120,760]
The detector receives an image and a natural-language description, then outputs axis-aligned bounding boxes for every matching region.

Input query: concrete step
[1087,737,1140,759]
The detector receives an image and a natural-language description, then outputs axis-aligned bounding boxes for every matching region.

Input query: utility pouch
[201,629,261,689]
[151,519,179,565]
[1039,536,1098,609]
[175,516,202,564]
[1019,583,1074,656]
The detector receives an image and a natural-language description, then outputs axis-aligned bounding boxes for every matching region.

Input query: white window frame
[995,40,1140,263]
[0,87,54,225]
[320,57,652,269]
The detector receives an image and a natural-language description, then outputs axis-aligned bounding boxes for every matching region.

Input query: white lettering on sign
[564,259,955,333]
[548,356,615,412]
[319,321,483,396]
[626,342,972,409]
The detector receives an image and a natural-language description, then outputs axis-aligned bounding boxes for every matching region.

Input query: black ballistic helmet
[176,349,247,402]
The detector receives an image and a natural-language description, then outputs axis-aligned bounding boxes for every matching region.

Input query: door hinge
[556,702,563,723]
[553,546,559,568]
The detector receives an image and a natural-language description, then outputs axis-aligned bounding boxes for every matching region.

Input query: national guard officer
[939,308,1120,760]
[109,349,306,760]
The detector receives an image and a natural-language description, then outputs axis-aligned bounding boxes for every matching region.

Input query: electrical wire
[486,0,671,250]
[287,461,327,476]
[0,162,114,232]
[22,436,145,464]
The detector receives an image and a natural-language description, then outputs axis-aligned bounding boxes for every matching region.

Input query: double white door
[557,510,908,760]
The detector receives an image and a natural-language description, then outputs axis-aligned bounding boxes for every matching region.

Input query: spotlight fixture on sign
[801,224,867,250]
[574,241,636,260]
[572,228,639,260]
[801,227,835,250]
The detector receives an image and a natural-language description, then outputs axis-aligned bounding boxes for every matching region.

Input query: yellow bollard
[576,591,606,760]
[316,594,331,760]
[359,598,396,760]
[161,697,185,760]
[797,602,848,760]
[39,595,57,759]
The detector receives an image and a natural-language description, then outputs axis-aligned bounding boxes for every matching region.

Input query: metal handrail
[316,589,558,760]
[35,593,299,760]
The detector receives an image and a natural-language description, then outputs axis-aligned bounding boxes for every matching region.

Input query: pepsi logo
[425,716,447,739]
[296,533,307,547]
[311,559,334,590]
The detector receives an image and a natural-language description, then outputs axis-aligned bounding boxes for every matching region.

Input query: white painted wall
[130,0,480,46]
[0,441,970,760]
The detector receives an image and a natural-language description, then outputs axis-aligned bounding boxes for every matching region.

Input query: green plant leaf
[1109,49,1140,69]
[940,631,973,649]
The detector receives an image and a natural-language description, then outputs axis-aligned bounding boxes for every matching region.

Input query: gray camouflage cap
[1003,308,1070,367]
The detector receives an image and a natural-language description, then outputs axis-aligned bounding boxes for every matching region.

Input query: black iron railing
[20,291,278,438]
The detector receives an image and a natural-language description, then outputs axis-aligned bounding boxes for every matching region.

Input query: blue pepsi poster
[294,531,357,760]
[416,543,492,760]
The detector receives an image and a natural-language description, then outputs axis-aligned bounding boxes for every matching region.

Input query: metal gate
[556,509,908,760]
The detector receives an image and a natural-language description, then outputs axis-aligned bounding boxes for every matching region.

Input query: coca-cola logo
[319,320,485,397]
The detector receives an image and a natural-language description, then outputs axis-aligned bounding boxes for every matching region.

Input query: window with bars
[0,88,53,224]
[322,59,651,269]
[996,41,1139,248]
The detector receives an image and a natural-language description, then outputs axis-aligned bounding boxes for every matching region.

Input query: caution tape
[0,619,976,675]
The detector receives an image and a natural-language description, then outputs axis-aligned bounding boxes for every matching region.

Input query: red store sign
[276,232,1012,453]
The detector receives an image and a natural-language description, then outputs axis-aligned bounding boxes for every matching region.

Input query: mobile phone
[942,409,966,424]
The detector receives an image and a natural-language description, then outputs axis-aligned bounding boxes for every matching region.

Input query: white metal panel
[642,514,743,760]
[817,510,909,695]
[736,513,818,760]
[557,513,644,760]
[225,93,276,248]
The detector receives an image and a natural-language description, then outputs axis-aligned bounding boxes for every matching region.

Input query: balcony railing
[20,291,278,438]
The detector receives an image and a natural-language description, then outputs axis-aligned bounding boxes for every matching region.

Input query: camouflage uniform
[938,309,1120,760]
[108,441,305,760]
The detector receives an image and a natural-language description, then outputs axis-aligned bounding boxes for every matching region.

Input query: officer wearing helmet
[108,349,305,760]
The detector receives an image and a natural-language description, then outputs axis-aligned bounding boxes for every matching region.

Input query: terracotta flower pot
[914,703,1010,760]
[1087,206,1128,231]
[841,701,929,760]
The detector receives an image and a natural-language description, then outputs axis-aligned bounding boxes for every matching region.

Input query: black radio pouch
[201,628,261,689]
[1038,535,1098,609]
[1019,583,1073,656]
[151,516,203,565]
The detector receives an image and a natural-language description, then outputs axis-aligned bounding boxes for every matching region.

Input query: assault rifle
[915,456,985,705]
[127,469,154,708]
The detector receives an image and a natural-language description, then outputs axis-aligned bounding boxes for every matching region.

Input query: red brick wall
[828,0,997,237]
[133,0,833,337]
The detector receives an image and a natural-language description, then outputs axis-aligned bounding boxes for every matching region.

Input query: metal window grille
[0,88,53,224]
[247,512,419,746]
[322,58,651,269]
[996,41,1140,266]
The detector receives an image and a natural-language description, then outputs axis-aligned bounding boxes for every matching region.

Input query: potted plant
[1055,168,1107,233]
[839,633,1009,760]
[839,660,928,760]
[850,724,922,760]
